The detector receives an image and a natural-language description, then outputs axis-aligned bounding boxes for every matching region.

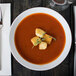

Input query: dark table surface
[0,0,75,76]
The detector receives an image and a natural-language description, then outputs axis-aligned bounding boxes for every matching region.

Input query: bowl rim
[9,7,72,71]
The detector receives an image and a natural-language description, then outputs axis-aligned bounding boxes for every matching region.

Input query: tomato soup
[15,13,66,65]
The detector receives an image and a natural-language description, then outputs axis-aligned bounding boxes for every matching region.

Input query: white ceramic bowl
[9,7,72,71]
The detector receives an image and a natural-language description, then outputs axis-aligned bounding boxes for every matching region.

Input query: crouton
[39,42,47,50]
[43,34,53,44]
[35,28,46,38]
[31,36,41,46]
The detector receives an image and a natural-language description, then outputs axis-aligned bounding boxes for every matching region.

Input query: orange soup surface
[15,13,66,65]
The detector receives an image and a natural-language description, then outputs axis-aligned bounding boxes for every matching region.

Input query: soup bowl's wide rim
[9,7,72,71]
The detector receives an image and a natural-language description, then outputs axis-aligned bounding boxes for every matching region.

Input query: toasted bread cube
[31,36,41,46]
[39,42,47,50]
[43,34,53,44]
[35,28,46,38]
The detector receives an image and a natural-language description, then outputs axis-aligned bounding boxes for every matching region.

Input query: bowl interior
[9,7,72,71]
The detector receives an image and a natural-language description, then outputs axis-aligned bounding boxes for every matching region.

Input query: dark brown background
[0,0,75,76]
